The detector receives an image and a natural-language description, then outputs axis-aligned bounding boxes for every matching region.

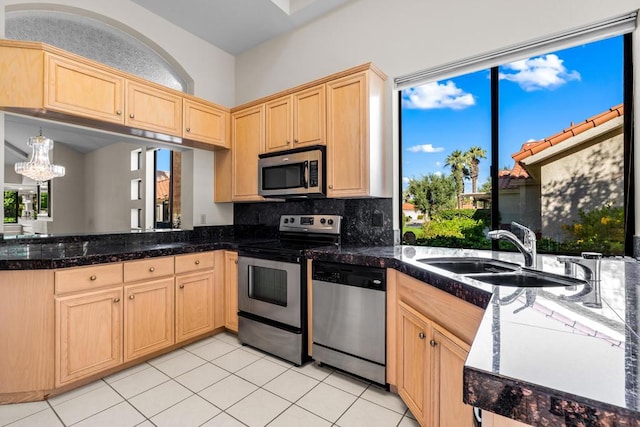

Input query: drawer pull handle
[129,295,135,300]
[113,298,120,303]
[90,275,97,281]
[195,260,200,265]
[149,267,155,272]
[418,332,426,340]
[430,339,437,347]
[179,284,185,289]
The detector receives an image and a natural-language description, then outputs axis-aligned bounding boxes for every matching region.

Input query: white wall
[0,0,235,227]
[235,0,640,236]
[49,142,86,234]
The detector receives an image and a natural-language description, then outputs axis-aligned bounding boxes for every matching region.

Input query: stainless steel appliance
[258,146,325,198]
[238,214,341,365]
[312,261,387,384]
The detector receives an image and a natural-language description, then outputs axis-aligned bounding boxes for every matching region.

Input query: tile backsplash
[233,198,394,246]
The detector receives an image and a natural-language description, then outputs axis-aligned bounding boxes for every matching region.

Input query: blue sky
[156,148,171,172]
[401,35,624,192]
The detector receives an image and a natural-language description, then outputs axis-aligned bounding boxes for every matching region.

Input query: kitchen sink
[417,257,520,275]
[419,257,589,288]
[467,269,589,288]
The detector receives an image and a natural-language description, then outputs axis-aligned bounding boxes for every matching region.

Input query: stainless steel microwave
[258,146,325,198]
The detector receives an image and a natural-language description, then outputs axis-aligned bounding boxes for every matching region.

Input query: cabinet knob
[186,127,191,132]
[113,297,120,303]
[294,139,299,144]
[328,184,334,190]
[129,294,135,300]
[195,260,200,265]
[129,113,135,119]
[149,267,155,272]
[90,275,97,281]
[430,339,437,347]
[286,140,291,145]
[179,284,185,289]
[235,259,238,265]
[116,110,122,116]
[418,332,426,340]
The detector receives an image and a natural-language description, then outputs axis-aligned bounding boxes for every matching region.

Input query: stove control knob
[328,219,334,225]
[289,217,295,224]
[283,218,289,224]
[320,218,326,224]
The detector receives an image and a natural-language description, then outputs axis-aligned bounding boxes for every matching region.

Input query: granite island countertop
[1,238,639,425]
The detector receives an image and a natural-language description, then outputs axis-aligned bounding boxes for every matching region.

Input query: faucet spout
[488,222,537,268]
[557,252,602,308]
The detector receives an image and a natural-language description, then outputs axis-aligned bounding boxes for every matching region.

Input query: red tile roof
[402,202,416,210]
[512,104,623,162]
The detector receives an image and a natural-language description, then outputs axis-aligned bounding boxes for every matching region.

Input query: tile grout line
[45,400,67,427]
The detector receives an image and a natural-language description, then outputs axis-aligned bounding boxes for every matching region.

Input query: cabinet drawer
[124,257,174,283]
[55,263,123,294]
[175,252,215,274]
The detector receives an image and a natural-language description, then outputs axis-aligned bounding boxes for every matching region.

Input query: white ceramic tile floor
[0,332,415,426]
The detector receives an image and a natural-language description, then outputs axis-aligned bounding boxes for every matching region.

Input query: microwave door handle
[303,161,309,189]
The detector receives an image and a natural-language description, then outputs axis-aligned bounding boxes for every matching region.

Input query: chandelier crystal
[14,133,66,183]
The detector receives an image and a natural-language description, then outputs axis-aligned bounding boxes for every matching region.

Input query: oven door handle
[303,161,309,189]
[247,265,254,297]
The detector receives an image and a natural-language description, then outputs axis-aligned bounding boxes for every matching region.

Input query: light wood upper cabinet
[183,98,229,148]
[45,53,125,124]
[326,70,386,198]
[124,278,175,362]
[231,104,265,201]
[224,251,239,333]
[125,80,182,136]
[264,84,325,153]
[0,271,54,402]
[55,287,123,387]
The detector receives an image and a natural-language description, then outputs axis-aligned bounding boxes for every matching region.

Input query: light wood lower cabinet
[390,271,484,427]
[55,287,123,387]
[224,251,238,332]
[175,271,216,343]
[481,412,531,427]
[124,278,175,362]
[0,271,54,402]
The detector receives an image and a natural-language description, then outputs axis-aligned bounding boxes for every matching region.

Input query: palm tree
[444,150,469,208]
[465,146,487,193]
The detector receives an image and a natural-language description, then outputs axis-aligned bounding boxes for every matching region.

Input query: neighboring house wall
[539,129,624,239]
[499,184,541,233]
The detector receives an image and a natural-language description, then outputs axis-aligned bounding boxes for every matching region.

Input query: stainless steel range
[237,214,341,365]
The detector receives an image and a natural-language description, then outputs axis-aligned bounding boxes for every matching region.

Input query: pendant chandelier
[14,131,66,183]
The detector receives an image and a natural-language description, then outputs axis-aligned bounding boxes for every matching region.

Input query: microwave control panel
[309,160,318,188]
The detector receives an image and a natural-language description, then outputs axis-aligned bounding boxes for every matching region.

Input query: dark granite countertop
[306,245,640,426]
[1,237,639,425]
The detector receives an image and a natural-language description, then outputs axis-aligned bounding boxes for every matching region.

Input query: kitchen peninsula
[1,230,639,426]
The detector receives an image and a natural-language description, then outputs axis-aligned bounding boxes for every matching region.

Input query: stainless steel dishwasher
[312,261,386,385]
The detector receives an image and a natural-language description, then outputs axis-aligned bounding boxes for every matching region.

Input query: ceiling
[130,0,353,55]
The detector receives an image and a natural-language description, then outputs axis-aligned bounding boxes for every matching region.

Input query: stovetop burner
[239,214,342,258]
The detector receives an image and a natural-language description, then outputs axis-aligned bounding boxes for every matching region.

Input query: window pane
[401,70,491,248]
[498,36,624,255]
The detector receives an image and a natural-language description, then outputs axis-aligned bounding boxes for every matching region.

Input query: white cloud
[435,161,442,167]
[407,144,445,153]
[433,171,442,177]
[402,81,475,110]
[402,177,410,184]
[499,54,580,91]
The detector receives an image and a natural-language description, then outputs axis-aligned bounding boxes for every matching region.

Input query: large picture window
[400,35,630,255]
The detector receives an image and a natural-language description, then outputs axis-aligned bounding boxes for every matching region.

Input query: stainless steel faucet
[488,222,537,268]
[556,252,602,308]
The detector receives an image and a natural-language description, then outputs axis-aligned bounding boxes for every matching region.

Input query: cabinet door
[265,96,293,153]
[45,53,124,124]
[55,287,123,387]
[293,84,325,148]
[176,270,216,342]
[124,278,175,362]
[481,412,531,427]
[432,326,474,427]
[184,99,229,148]
[397,302,429,425]
[125,80,182,136]
[224,251,239,332]
[326,72,368,197]
[232,105,265,201]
